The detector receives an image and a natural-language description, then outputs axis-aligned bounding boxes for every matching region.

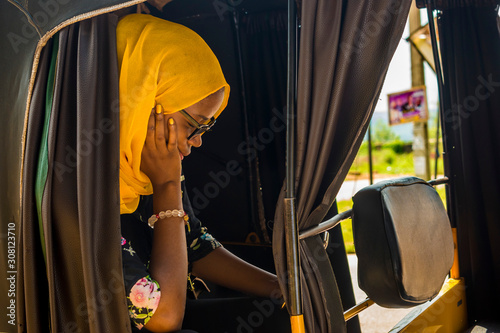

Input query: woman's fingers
[166,117,178,152]
[154,105,166,149]
[154,105,178,153]
[144,105,179,155]
[141,105,181,186]
[141,109,156,177]
[145,108,156,147]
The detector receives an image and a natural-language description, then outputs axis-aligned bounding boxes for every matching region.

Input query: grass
[348,141,445,178]
[338,200,355,254]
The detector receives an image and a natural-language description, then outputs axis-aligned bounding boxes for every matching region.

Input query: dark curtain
[273,0,412,331]
[239,10,288,244]
[438,3,500,323]
[19,38,54,333]
[20,14,130,332]
[324,205,361,333]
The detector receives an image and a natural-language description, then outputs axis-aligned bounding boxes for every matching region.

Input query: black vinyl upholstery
[352,177,454,308]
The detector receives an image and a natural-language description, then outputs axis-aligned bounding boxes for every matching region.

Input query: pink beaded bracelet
[148,209,185,228]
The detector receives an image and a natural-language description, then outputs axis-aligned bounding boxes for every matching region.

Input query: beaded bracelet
[148,209,185,228]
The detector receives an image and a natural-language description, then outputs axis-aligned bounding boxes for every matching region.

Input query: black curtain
[273,0,412,332]
[438,3,500,323]
[20,14,131,332]
[19,38,54,333]
[239,10,288,245]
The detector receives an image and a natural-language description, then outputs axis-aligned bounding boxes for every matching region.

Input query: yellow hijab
[116,14,230,214]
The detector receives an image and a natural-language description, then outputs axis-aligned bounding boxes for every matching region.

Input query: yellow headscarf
[116,14,230,214]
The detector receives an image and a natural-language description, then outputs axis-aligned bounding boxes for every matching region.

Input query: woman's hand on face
[141,106,181,187]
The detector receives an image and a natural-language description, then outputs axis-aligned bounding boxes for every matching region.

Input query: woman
[117,14,290,332]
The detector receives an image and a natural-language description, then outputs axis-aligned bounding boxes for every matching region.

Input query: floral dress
[121,177,221,330]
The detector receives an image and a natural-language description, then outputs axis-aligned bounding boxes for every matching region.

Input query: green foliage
[385,140,409,154]
[435,185,447,208]
[337,200,355,254]
[341,220,355,254]
[385,154,394,165]
[349,143,416,175]
[372,119,400,143]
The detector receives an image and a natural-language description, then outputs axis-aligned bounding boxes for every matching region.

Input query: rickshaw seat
[351,177,454,308]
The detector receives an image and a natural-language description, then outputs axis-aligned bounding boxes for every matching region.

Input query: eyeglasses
[179,109,217,140]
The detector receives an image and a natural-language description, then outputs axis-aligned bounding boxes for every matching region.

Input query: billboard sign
[388,86,428,125]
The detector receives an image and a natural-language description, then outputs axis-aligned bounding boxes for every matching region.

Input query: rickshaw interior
[0,0,499,332]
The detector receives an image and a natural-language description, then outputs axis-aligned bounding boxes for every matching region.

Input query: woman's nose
[188,135,202,148]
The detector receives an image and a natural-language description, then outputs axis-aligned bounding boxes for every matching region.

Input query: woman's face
[164,88,225,160]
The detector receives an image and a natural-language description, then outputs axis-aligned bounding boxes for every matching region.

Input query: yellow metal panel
[450,228,460,279]
[398,279,467,333]
[290,314,306,333]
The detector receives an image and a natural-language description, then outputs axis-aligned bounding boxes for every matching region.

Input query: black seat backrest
[352,177,454,308]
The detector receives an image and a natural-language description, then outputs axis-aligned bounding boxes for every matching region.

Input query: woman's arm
[191,247,283,300]
[140,109,187,332]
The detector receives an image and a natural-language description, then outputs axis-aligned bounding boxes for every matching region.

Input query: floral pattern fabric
[128,276,161,329]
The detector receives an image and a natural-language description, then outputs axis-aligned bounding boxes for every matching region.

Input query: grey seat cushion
[352,177,454,308]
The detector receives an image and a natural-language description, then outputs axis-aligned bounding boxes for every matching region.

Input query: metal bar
[425,1,454,226]
[434,113,440,179]
[426,2,445,103]
[285,198,301,315]
[344,298,375,321]
[299,209,353,240]
[368,124,373,185]
[425,5,447,169]
[286,0,297,199]
[428,176,448,186]
[285,0,302,320]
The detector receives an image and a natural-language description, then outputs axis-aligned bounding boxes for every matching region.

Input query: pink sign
[388,86,428,125]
